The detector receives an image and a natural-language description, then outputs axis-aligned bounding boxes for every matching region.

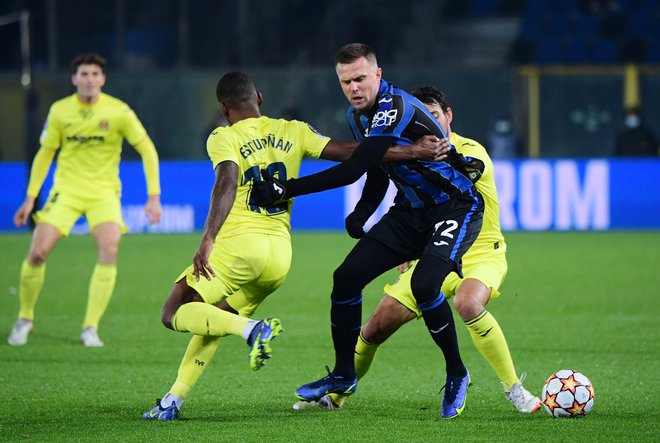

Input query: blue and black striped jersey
[347,80,477,208]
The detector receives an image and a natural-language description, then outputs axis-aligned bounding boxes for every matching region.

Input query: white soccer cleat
[81,327,104,347]
[292,395,341,410]
[293,400,322,410]
[504,373,542,413]
[7,319,33,346]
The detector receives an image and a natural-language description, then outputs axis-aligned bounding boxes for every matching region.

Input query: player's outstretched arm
[252,136,394,207]
[192,161,238,282]
[133,136,163,223]
[320,136,448,163]
[16,147,58,227]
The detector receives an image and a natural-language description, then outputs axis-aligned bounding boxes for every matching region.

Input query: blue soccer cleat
[142,399,179,421]
[295,367,357,401]
[247,318,284,371]
[441,371,470,419]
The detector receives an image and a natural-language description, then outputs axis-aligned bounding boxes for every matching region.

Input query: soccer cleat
[247,318,283,371]
[295,367,357,401]
[7,319,33,346]
[142,399,179,421]
[441,371,470,419]
[80,327,104,347]
[292,394,342,411]
[504,373,542,413]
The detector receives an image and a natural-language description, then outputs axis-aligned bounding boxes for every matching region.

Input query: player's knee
[453,293,482,321]
[410,257,452,304]
[160,296,178,330]
[332,262,363,294]
[361,318,391,345]
[27,248,49,265]
[160,308,174,330]
[98,244,119,263]
[410,274,437,304]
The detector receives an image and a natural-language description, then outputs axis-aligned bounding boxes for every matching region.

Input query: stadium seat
[589,38,618,63]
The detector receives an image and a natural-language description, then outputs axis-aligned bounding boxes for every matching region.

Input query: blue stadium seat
[563,38,589,63]
[646,35,660,62]
[627,10,652,39]
[471,0,497,17]
[569,14,598,40]
[550,0,579,13]
[524,0,548,14]
[589,38,618,63]
[536,38,562,64]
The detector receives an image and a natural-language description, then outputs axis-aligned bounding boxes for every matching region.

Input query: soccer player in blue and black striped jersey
[253,43,484,419]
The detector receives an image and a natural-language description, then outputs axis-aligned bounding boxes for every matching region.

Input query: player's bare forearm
[322,136,448,163]
[320,140,359,161]
[193,161,238,281]
[202,162,237,241]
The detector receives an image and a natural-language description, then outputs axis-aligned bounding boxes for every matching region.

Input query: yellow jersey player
[294,85,542,414]
[7,53,162,348]
[142,71,445,421]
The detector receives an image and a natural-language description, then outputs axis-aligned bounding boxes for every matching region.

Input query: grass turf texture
[0,231,658,441]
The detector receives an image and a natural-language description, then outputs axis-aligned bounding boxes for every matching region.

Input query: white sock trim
[242,320,259,340]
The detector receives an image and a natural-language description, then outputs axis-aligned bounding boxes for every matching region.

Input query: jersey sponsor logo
[371,109,398,128]
[378,96,392,104]
[66,135,105,144]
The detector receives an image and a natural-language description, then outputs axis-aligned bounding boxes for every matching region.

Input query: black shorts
[366,192,484,275]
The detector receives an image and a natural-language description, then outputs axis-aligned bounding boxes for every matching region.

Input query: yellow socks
[330,333,379,407]
[83,263,117,330]
[171,302,248,337]
[465,310,519,389]
[354,332,379,379]
[170,335,221,399]
[18,260,46,320]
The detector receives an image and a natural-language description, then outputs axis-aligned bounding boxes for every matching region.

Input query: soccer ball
[541,369,595,418]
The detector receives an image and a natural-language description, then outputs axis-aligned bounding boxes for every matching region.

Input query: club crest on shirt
[99,119,109,130]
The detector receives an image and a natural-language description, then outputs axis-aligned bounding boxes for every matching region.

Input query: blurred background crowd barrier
[1,0,658,231]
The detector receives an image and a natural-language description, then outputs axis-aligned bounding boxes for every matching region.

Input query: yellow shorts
[383,251,508,319]
[34,188,127,237]
[176,233,292,318]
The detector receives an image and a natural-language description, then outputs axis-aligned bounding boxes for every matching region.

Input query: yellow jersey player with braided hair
[8,53,162,348]
[294,85,542,414]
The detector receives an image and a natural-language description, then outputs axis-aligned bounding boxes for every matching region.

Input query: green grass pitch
[1,231,658,441]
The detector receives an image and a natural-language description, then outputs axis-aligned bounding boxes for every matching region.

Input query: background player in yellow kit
[142,71,445,421]
[7,53,162,348]
[294,85,542,414]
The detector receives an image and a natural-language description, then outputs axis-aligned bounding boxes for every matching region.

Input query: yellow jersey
[451,132,506,257]
[32,92,156,198]
[206,116,330,239]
